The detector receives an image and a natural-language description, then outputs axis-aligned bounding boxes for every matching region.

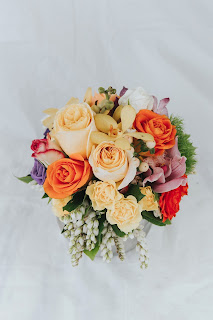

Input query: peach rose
[106,195,142,233]
[86,180,123,211]
[134,109,176,156]
[52,196,72,217]
[53,103,96,158]
[88,141,139,190]
[138,186,159,211]
[43,154,92,199]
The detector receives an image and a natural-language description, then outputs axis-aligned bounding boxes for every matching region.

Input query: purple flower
[31,159,46,185]
[43,128,50,138]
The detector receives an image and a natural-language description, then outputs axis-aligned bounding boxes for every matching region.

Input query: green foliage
[112,225,126,237]
[42,193,52,203]
[63,190,85,212]
[170,115,197,175]
[84,214,106,260]
[42,193,48,199]
[153,192,160,202]
[124,184,145,202]
[142,211,171,226]
[16,174,33,183]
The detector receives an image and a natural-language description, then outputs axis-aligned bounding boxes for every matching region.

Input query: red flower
[159,176,188,222]
[31,133,65,166]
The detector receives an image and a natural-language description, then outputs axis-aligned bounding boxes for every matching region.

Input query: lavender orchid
[152,96,170,117]
[143,138,187,193]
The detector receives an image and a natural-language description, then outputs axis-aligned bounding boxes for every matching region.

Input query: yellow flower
[52,102,96,158]
[52,196,72,217]
[138,186,158,211]
[106,195,142,233]
[89,141,139,190]
[86,180,123,211]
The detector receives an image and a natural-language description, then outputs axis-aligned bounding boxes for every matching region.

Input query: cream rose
[86,180,123,211]
[53,102,96,158]
[88,141,139,190]
[106,195,142,233]
[138,186,159,211]
[52,196,72,217]
[118,87,154,113]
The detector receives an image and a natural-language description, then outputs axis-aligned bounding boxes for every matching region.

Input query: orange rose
[134,109,176,156]
[43,154,92,199]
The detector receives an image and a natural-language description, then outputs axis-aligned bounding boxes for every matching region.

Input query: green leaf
[164,219,172,225]
[125,184,145,202]
[84,243,100,261]
[153,192,160,202]
[97,215,106,243]
[149,148,155,154]
[142,211,171,226]
[63,190,85,212]
[42,193,52,204]
[16,174,33,184]
[84,214,106,261]
[112,225,126,237]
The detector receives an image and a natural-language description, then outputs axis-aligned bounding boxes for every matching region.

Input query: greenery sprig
[170,115,197,174]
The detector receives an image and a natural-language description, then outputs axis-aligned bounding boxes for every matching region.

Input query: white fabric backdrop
[0,0,213,319]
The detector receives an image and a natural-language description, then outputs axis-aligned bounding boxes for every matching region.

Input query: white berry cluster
[100,221,115,263]
[60,207,100,266]
[83,212,99,251]
[133,225,149,269]
[114,236,126,261]
[100,221,126,263]
[60,210,149,269]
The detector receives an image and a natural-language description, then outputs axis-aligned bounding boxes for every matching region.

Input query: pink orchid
[143,138,187,193]
[152,96,170,117]
[31,133,65,166]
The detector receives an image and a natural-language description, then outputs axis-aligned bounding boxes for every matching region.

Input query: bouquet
[17,86,196,268]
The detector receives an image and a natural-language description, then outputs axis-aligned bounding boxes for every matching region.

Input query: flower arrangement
[17,86,196,269]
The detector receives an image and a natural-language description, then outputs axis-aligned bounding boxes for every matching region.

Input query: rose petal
[36,149,65,166]
[117,151,138,190]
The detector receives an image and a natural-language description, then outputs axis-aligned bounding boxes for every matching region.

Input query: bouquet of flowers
[18,86,196,268]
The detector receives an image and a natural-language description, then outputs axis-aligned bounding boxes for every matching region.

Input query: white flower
[119,87,154,113]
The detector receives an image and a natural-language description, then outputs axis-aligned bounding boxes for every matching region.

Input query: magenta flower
[31,133,65,166]
[143,138,187,193]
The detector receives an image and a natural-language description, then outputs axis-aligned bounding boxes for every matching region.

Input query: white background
[0,0,213,319]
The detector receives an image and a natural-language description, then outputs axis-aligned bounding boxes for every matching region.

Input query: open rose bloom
[18,85,196,268]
